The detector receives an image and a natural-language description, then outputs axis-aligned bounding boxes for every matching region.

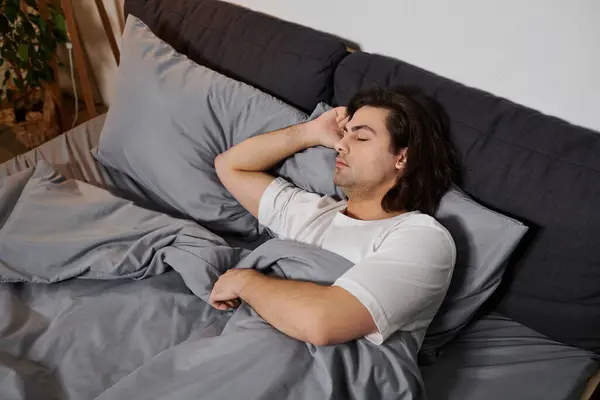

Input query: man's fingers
[223,300,236,308]
[334,106,348,116]
[212,301,233,310]
[338,115,350,129]
[210,289,236,303]
[226,299,241,308]
[210,299,240,311]
[211,301,228,310]
[335,107,348,123]
[209,272,243,311]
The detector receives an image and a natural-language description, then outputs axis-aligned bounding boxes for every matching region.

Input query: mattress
[1,118,597,399]
[422,313,598,400]
[0,114,148,197]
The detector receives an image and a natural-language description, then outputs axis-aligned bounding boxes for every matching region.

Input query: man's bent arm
[236,271,377,346]
[215,107,347,218]
[215,123,319,218]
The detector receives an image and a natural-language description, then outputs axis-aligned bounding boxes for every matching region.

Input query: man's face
[333,106,405,198]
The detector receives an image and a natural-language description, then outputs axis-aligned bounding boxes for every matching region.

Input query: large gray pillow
[95,15,311,238]
[304,103,528,358]
[423,187,528,357]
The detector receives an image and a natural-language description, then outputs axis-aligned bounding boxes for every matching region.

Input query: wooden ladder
[40,0,122,130]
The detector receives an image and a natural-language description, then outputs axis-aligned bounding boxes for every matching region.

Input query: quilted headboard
[123,0,348,113]
[334,51,600,353]
[122,0,600,355]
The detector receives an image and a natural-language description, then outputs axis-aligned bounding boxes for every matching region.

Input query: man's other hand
[210,269,256,311]
[305,106,349,149]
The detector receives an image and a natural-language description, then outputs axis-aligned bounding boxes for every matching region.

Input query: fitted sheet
[1,115,105,180]
[0,114,148,197]
[422,312,598,400]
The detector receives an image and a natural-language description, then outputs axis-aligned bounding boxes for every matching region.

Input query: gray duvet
[0,161,424,399]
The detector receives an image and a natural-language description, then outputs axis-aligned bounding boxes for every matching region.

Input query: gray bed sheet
[0,116,597,400]
[1,114,111,186]
[423,313,598,400]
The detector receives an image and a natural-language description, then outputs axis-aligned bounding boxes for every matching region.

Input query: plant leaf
[29,44,38,66]
[4,3,19,23]
[0,15,10,35]
[27,69,41,88]
[18,43,29,62]
[38,17,48,34]
[53,29,68,44]
[24,20,36,37]
[2,45,17,64]
[52,13,67,37]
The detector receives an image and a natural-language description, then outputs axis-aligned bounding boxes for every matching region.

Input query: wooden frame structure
[58,0,121,125]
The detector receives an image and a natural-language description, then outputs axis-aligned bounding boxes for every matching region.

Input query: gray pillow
[95,15,309,238]
[276,102,346,200]
[305,103,528,357]
[423,187,528,355]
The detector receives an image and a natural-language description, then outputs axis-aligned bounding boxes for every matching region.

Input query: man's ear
[395,148,408,170]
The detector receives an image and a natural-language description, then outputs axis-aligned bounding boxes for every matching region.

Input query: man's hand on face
[210,269,257,311]
[305,106,349,149]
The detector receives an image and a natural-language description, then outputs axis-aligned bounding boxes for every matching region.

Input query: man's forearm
[211,268,377,345]
[238,271,331,344]
[219,123,319,172]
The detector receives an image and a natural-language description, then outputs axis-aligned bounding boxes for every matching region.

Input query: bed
[1,0,598,399]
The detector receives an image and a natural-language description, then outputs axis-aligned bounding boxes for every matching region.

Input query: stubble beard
[334,169,370,200]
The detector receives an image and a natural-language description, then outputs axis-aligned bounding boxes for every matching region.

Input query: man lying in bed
[212,86,458,347]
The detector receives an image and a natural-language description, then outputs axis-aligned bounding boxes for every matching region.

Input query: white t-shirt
[258,177,456,345]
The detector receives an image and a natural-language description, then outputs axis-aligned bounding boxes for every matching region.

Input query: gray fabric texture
[0,114,110,184]
[0,114,267,251]
[424,187,528,354]
[0,161,592,400]
[0,113,174,213]
[299,103,528,358]
[422,313,599,400]
[94,16,310,239]
[0,161,424,399]
[0,73,590,400]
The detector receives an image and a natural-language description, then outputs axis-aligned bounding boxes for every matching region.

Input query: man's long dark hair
[346,85,459,215]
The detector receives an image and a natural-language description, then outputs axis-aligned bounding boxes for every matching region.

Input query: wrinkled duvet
[0,161,424,399]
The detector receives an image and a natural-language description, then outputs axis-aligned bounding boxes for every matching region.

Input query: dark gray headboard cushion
[333,51,600,353]
[123,0,348,112]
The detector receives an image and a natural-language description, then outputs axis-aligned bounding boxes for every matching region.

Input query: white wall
[230,0,600,132]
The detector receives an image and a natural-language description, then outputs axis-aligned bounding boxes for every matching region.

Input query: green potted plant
[0,0,68,147]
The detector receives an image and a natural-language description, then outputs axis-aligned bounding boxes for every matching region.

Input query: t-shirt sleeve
[333,225,456,345]
[258,177,323,241]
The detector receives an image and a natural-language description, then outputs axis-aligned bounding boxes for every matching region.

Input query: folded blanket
[0,162,424,399]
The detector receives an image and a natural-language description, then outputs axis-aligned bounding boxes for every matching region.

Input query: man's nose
[334,137,348,154]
